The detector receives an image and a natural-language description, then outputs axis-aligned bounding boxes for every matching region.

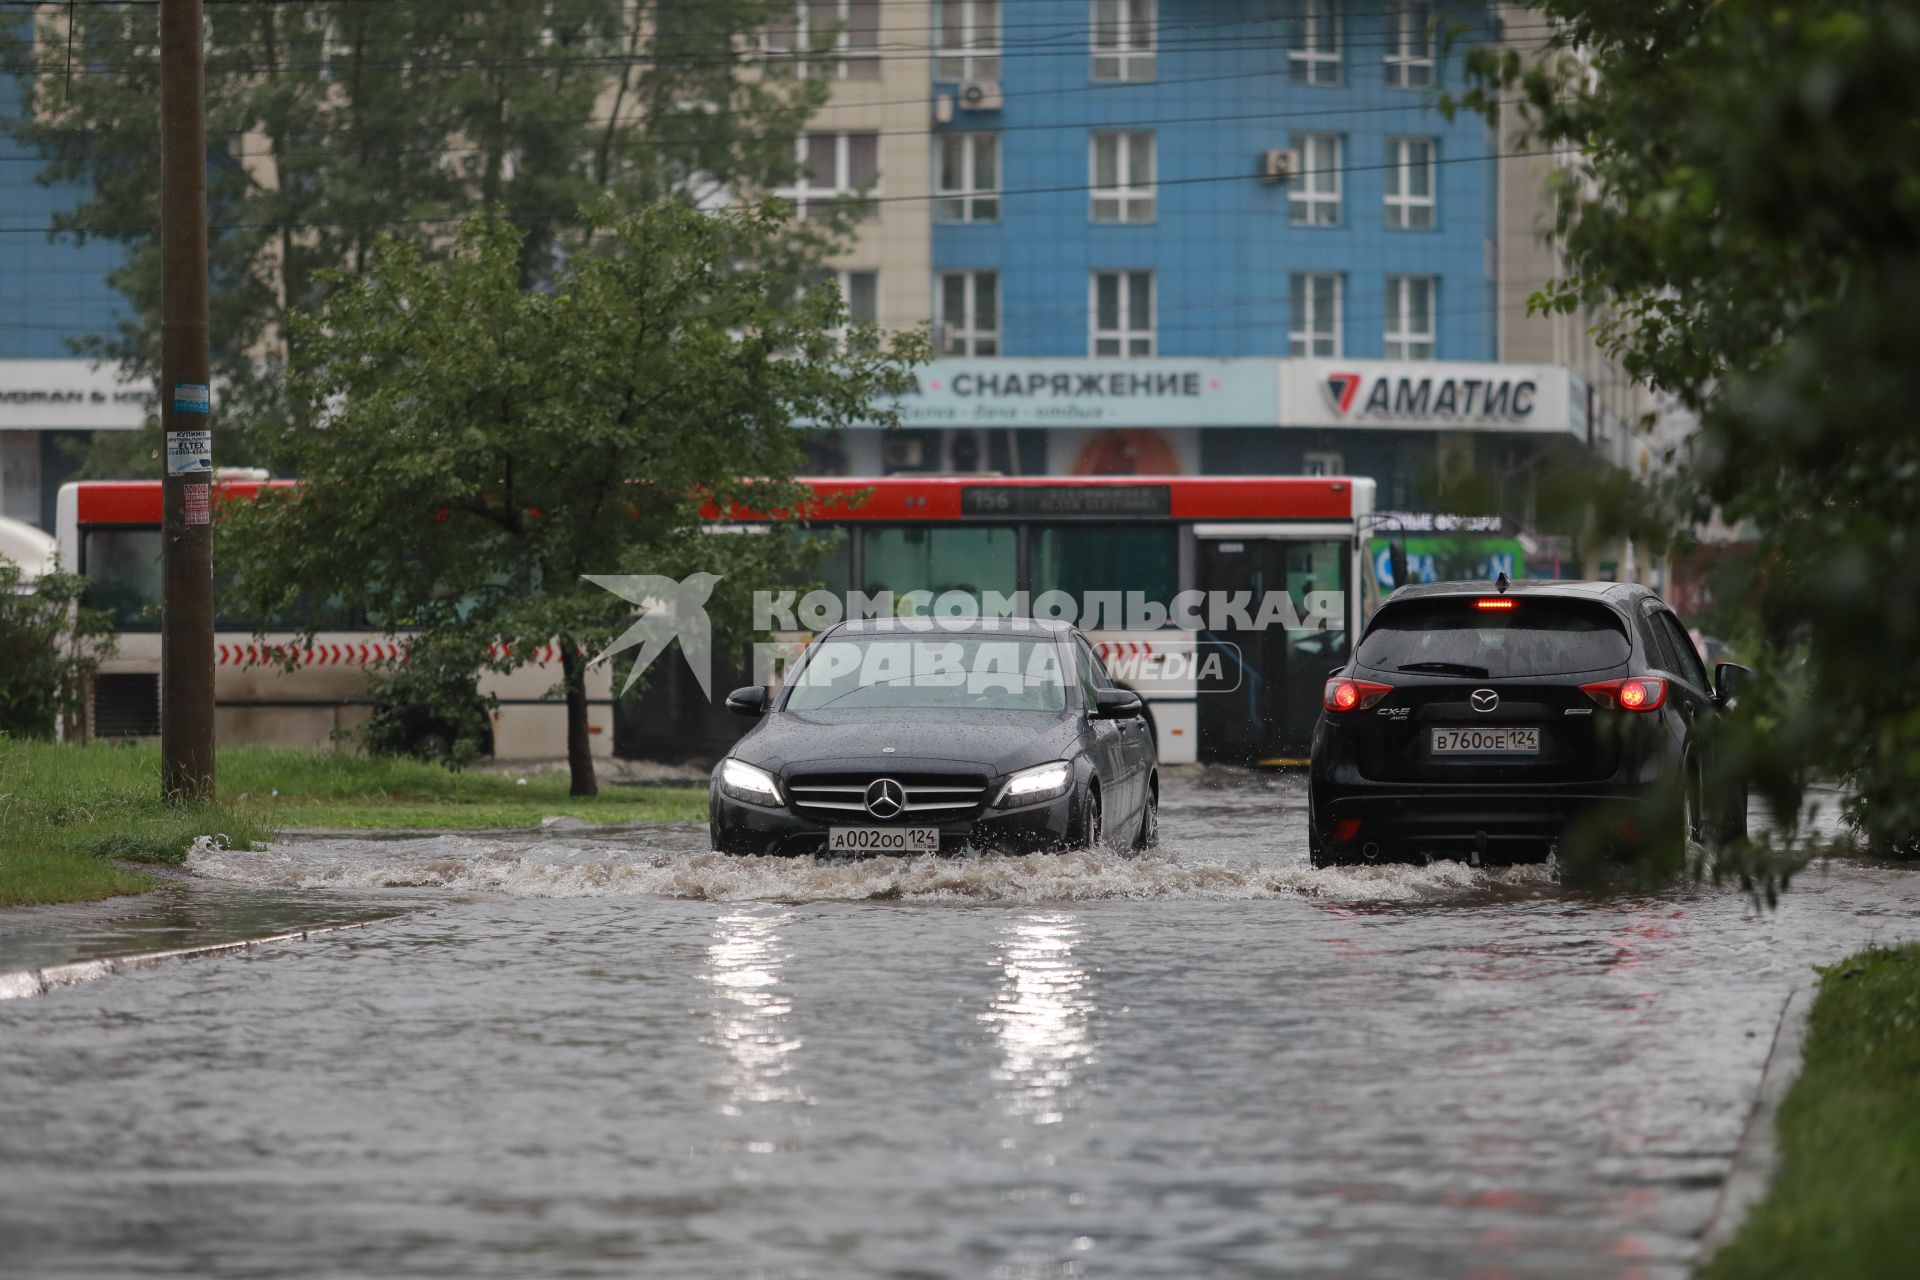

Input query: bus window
[781,525,852,599]
[1031,524,1176,609]
[82,528,163,630]
[862,526,1016,610]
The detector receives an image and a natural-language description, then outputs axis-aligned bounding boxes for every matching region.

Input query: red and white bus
[58,474,1375,765]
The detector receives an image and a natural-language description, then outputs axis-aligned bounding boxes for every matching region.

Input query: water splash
[185,833,1557,905]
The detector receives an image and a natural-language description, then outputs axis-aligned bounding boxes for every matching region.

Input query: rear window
[1357,597,1630,678]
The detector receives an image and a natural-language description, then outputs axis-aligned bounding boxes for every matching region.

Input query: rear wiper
[1393,661,1491,677]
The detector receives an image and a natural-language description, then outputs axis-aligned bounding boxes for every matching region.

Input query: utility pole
[159,0,215,802]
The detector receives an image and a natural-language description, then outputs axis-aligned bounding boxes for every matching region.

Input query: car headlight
[995,760,1073,808]
[718,758,783,807]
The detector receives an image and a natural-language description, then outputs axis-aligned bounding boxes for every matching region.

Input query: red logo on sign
[1324,373,1362,416]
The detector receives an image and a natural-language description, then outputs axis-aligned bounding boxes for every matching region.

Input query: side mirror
[1094,688,1144,719]
[724,685,769,716]
[1713,662,1751,707]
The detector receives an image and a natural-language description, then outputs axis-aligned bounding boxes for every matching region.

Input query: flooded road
[2,771,1915,1278]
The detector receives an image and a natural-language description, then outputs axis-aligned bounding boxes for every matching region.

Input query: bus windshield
[783,634,1069,713]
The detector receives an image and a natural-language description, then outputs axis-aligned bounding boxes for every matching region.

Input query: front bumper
[709,784,1081,856]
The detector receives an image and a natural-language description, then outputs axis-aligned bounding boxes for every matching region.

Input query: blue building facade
[1,40,133,528]
[931,0,1500,362]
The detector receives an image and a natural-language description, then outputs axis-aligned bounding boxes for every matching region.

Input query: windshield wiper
[1393,661,1491,677]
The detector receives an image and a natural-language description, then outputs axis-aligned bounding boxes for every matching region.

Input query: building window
[1302,450,1344,476]
[778,132,879,219]
[1289,273,1342,356]
[816,269,878,343]
[935,133,1000,223]
[1385,137,1435,229]
[1385,0,1436,89]
[1289,134,1340,226]
[936,0,1001,81]
[1090,131,1155,223]
[1384,275,1436,359]
[938,271,1000,355]
[1091,0,1156,82]
[1091,271,1154,356]
[1288,0,1341,86]
[765,0,882,80]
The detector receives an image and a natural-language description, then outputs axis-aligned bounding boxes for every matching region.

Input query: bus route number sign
[961,484,1171,518]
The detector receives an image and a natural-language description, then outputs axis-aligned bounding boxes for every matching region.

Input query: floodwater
[2,771,1915,1279]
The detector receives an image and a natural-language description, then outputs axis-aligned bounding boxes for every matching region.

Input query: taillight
[1324,678,1393,712]
[1580,676,1668,712]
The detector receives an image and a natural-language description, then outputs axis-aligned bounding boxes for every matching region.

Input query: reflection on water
[4,773,1915,1279]
[703,909,805,1117]
[983,913,1095,1125]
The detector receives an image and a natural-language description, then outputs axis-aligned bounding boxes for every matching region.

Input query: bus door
[1194,532,1352,765]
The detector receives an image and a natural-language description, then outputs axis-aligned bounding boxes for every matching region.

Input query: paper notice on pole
[172,383,211,414]
[183,483,211,527]
[166,430,212,475]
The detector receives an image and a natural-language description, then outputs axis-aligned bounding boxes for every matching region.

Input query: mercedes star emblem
[864,777,907,819]
[1470,689,1500,713]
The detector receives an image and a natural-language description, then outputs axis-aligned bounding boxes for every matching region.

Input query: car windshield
[783,634,1069,712]
[1357,597,1631,677]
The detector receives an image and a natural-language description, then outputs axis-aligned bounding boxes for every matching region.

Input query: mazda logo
[864,777,906,820]
[1470,689,1499,713]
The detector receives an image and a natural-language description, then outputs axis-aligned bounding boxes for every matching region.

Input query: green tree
[219,201,924,797]
[0,564,116,739]
[1456,2,1920,882]
[0,0,840,472]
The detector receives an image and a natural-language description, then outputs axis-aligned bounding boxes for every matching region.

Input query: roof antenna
[1495,570,1511,594]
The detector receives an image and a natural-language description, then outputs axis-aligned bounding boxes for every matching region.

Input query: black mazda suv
[1308,579,1748,867]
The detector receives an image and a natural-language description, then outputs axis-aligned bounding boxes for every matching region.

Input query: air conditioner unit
[957,80,1004,112]
[1258,148,1300,183]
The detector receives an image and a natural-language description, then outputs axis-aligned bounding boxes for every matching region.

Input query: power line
[0,24,1562,77]
[0,144,1554,235]
[0,93,1543,171]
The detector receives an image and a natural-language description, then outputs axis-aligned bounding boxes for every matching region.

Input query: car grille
[785,772,991,821]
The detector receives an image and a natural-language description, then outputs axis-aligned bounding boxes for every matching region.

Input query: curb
[0,918,398,1003]
[1697,983,1816,1262]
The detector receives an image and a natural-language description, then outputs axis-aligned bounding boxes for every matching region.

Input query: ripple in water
[185,831,1557,904]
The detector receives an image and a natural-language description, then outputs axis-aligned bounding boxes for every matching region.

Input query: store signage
[0,360,153,431]
[866,358,1280,430]
[1283,360,1575,434]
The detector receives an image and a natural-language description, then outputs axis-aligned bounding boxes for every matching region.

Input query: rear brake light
[1580,676,1668,712]
[1324,678,1393,712]
[1474,598,1517,611]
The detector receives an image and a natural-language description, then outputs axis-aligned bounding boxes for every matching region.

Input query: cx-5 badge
[1470,689,1500,713]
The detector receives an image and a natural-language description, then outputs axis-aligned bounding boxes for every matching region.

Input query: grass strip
[1,742,706,907]
[1700,942,1920,1279]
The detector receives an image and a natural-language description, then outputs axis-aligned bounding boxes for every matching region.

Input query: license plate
[1432,726,1540,754]
[828,826,940,853]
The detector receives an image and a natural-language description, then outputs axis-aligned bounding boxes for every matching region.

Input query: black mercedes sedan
[709,617,1158,856]
[1308,579,1748,867]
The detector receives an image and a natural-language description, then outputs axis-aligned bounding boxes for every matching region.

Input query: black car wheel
[1083,787,1103,851]
[1134,777,1159,850]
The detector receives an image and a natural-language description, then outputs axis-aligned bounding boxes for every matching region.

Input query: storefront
[817,357,1597,543]
[0,360,150,529]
